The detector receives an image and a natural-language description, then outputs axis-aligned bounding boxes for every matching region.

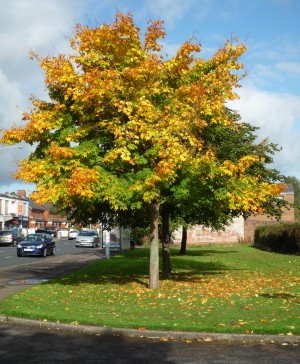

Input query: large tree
[0,13,284,289]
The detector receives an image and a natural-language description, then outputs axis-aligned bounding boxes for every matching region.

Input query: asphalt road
[0,244,104,300]
[0,238,90,269]
[0,319,299,364]
[0,244,299,363]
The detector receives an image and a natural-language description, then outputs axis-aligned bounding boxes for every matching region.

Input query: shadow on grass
[177,248,240,257]
[49,248,233,289]
[259,292,298,300]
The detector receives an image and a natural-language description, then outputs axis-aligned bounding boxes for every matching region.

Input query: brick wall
[172,216,244,245]
[172,188,295,245]
[243,220,279,242]
[244,190,295,242]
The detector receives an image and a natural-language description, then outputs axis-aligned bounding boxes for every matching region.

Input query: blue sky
[0,0,299,193]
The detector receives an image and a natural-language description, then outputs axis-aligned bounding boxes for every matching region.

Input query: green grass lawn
[0,245,299,335]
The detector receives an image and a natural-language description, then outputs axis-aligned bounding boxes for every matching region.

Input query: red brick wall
[244,192,295,242]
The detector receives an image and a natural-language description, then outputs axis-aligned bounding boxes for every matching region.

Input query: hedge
[254,222,300,254]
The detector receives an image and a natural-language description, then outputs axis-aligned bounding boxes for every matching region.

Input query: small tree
[0,13,284,289]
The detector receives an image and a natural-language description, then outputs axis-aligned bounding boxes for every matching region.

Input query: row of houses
[0,190,69,234]
[0,189,131,250]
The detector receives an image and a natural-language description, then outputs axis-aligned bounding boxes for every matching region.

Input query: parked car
[17,233,56,257]
[68,230,78,240]
[35,226,58,237]
[109,241,121,251]
[57,229,69,238]
[0,229,23,246]
[75,230,100,248]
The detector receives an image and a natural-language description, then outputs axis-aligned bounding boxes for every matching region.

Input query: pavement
[0,250,299,363]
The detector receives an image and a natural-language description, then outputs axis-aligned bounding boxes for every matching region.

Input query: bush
[254,222,300,254]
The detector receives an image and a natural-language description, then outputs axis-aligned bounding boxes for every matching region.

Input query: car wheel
[17,254,22,257]
[51,247,56,255]
[42,248,47,257]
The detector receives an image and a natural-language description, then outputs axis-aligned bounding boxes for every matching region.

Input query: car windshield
[24,234,44,242]
[0,231,10,236]
[79,231,97,236]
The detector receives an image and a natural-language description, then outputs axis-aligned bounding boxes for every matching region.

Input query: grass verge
[0,245,299,335]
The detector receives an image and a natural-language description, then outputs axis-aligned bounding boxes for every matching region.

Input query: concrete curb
[1,315,299,344]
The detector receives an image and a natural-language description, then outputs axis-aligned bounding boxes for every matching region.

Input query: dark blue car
[17,233,56,257]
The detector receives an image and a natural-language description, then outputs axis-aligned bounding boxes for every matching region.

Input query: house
[16,190,69,233]
[0,193,29,232]
[42,202,69,230]
[172,183,295,245]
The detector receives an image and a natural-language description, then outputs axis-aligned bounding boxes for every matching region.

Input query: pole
[105,241,110,259]
[0,145,23,150]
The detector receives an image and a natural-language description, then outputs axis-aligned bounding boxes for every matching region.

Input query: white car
[68,230,78,240]
[75,230,100,248]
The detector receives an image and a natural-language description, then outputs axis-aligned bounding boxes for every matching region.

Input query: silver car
[68,229,78,240]
[75,230,100,248]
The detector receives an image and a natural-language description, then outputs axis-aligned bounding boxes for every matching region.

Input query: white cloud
[231,84,300,178]
[276,62,300,75]
[0,0,84,192]
[143,0,204,27]
[0,68,25,123]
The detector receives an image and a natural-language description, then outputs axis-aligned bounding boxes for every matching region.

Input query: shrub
[254,222,300,254]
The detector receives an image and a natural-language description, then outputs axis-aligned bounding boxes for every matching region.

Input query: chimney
[17,190,26,198]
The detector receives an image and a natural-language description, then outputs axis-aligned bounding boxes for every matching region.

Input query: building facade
[0,193,29,232]
[16,190,69,233]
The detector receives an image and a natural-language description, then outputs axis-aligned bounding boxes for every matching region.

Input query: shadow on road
[0,321,299,364]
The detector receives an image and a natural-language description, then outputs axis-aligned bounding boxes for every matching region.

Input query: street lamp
[0,145,23,150]
[0,145,23,229]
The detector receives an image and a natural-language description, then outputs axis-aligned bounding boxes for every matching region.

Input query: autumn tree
[0,13,285,289]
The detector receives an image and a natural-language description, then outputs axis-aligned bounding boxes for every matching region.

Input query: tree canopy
[0,12,285,288]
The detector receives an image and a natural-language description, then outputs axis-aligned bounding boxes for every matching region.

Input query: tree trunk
[149,202,160,289]
[161,203,171,277]
[179,225,187,255]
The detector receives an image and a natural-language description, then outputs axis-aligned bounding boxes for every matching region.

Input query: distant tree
[48,205,60,215]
